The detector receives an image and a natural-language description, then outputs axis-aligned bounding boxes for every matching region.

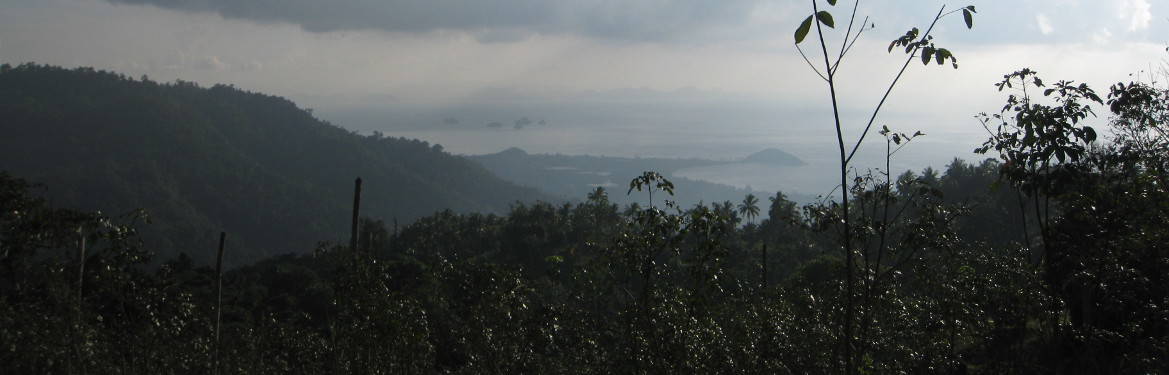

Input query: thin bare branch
[977,117,995,137]
[797,44,830,82]
[836,0,863,63]
[889,142,912,157]
[832,16,870,75]
[845,5,947,164]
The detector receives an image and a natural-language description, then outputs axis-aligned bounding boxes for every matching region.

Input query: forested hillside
[6,140,1165,372]
[0,64,548,264]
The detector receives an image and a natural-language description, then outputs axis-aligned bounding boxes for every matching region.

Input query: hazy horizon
[4,0,1165,198]
[313,95,992,198]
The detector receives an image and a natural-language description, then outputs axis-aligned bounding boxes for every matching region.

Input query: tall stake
[214,232,226,375]
[350,177,363,259]
[75,228,87,375]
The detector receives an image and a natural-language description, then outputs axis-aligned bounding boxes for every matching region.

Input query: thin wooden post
[214,231,226,375]
[350,177,363,257]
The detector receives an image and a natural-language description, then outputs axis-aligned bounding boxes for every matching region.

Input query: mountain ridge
[0,63,550,264]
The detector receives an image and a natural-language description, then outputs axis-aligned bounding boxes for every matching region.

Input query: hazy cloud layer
[107,0,763,42]
[2,0,1165,187]
[3,0,1164,139]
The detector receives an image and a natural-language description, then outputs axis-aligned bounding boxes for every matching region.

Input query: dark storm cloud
[107,0,764,41]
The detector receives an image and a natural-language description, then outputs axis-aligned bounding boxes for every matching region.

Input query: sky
[1,0,1166,173]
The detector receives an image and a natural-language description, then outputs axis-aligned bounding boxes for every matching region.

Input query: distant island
[481,116,548,130]
[743,148,806,166]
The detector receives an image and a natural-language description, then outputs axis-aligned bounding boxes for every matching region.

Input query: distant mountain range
[0,64,550,264]
[468,147,805,208]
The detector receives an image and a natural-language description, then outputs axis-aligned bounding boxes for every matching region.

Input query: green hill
[0,63,548,264]
[742,147,804,166]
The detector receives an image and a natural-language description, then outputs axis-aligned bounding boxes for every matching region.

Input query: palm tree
[738,193,760,225]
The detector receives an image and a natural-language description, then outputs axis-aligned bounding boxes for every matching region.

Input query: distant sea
[321,101,990,200]
[383,128,985,200]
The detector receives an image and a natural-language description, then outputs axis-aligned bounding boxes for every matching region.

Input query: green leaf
[827,0,837,5]
[817,11,835,28]
[794,15,813,44]
[921,47,933,65]
[963,9,973,29]
[966,5,976,13]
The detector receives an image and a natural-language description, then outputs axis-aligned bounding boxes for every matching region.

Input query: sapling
[793,1,975,371]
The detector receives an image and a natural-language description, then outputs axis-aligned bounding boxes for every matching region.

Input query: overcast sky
[1,0,1166,144]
